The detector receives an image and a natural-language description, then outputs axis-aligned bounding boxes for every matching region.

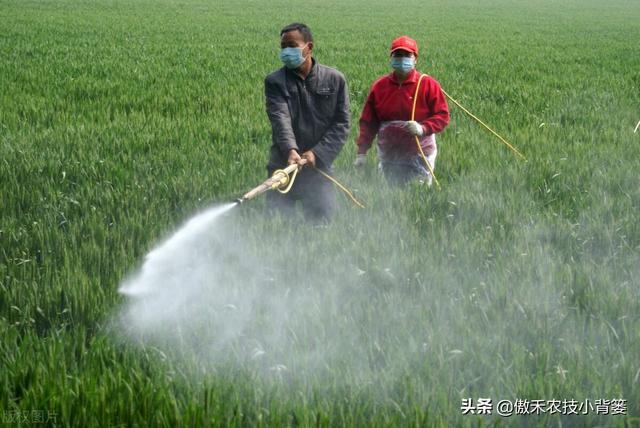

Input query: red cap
[390,36,419,56]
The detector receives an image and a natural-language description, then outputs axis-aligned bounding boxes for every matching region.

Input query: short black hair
[280,22,313,43]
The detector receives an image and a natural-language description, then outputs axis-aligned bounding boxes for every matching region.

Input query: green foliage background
[1,0,639,426]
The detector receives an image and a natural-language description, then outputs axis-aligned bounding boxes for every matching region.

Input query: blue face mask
[390,56,415,73]
[280,45,307,69]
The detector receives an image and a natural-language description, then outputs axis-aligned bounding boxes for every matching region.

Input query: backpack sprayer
[236,159,365,208]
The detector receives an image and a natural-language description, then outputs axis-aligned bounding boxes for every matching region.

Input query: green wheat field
[1,0,639,426]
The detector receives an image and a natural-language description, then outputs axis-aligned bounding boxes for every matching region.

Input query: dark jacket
[265,60,350,171]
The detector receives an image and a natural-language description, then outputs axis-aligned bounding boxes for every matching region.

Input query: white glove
[354,153,367,167]
[405,120,424,136]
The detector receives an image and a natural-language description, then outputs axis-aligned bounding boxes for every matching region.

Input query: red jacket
[357,69,449,156]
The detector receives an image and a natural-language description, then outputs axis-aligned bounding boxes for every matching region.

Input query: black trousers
[266,167,335,223]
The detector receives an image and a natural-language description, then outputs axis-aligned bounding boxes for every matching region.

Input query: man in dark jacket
[265,22,350,222]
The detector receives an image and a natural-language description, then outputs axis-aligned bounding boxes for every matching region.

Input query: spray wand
[236,159,365,208]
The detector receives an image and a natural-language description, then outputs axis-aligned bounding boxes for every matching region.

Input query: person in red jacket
[355,36,450,185]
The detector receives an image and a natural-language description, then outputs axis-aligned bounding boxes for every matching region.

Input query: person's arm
[356,86,380,155]
[418,78,450,135]
[310,76,350,169]
[265,75,299,155]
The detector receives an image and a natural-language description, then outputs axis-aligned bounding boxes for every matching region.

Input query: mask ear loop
[302,43,312,63]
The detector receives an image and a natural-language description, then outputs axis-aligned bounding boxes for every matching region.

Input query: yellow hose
[275,167,299,194]
[314,167,365,208]
[411,74,441,189]
[411,73,527,190]
[271,162,365,208]
[440,88,526,160]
